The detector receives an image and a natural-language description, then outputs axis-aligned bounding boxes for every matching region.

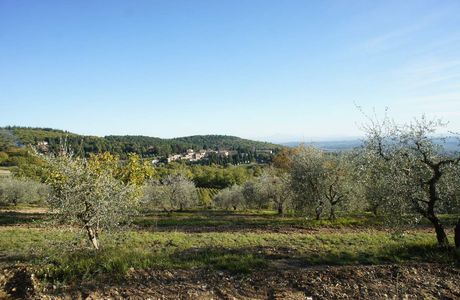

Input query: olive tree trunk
[329,206,336,220]
[455,218,460,250]
[315,201,323,220]
[426,214,449,248]
[86,225,99,250]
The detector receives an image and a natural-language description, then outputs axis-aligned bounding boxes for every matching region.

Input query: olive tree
[362,114,460,248]
[356,151,395,216]
[143,173,198,211]
[46,152,138,250]
[290,146,352,220]
[214,185,246,210]
[0,177,49,206]
[290,146,324,218]
[257,171,293,216]
[241,180,267,209]
[322,155,354,220]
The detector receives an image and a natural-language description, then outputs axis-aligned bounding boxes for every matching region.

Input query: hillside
[0,126,282,157]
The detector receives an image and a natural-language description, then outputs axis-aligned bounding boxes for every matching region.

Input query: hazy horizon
[1,123,364,144]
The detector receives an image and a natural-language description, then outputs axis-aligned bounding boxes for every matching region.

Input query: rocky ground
[1,263,459,299]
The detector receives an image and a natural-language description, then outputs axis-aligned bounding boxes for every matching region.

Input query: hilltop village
[158,148,274,164]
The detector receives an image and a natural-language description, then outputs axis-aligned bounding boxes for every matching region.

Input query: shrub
[0,177,49,206]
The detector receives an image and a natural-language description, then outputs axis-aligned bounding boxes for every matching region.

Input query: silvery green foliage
[214,185,246,210]
[241,180,267,209]
[141,180,163,211]
[439,163,460,214]
[290,146,324,216]
[289,146,353,219]
[256,171,293,215]
[218,171,293,214]
[362,114,460,246]
[322,153,356,219]
[0,176,49,206]
[143,173,197,211]
[358,146,411,224]
[46,154,137,249]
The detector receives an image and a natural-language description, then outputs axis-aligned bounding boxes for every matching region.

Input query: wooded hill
[0,126,282,158]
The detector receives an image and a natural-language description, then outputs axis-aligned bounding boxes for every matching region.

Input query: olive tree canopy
[362,114,460,248]
[290,146,353,220]
[46,152,140,250]
[143,173,198,211]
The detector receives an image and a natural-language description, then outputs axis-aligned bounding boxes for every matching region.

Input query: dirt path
[2,263,459,299]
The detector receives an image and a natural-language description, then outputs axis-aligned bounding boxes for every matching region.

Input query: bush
[142,173,198,211]
[0,177,49,206]
[214,185,245,210]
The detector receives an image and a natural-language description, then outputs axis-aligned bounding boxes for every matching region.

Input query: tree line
[0,127,281,160]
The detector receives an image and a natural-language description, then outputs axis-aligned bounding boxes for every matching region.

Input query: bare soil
[2,263,459,299]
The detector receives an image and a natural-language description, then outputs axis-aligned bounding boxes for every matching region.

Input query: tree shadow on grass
[40,242,451,282]
[301,242,456,266]
[0,253,41,266]
[381,242,457,264]
[0,210,49,226]
[23,240,458,299]
[134,213,371,233]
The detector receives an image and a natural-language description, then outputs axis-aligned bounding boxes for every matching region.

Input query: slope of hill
[172,135,279,151]
[0,126,282,157]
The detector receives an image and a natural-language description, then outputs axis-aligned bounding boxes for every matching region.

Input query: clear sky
[1,0,460,142]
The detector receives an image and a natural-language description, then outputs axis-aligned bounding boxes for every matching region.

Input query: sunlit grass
[134,210,379,228]
[0,226,456,283]
[0,209,457,284]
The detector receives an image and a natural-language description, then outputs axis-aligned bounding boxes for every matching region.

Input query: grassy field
[0,208,458,287]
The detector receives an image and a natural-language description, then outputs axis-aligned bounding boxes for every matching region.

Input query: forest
[0,127,281,159]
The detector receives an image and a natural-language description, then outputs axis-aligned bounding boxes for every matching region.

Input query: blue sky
[1,0,460,142]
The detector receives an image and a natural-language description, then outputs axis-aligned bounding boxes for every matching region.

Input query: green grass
[0,210,51,226]
[0,226,456,284]
[1,209,458,284]
[134,210,380,229]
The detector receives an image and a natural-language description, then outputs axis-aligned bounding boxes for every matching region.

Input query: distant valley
[283,137,459,152]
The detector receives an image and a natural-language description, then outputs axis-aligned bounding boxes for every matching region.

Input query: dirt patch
[0,170,11,177]
[0,266,38,299]
[0,207,48,214]
[12,263,459,299]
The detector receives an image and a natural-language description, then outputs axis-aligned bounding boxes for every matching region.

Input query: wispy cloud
[356,25,422,53]
[398,59,460,91]
[351,6,457,55]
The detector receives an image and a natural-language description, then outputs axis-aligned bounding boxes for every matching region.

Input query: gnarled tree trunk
[315,201,323,220]
[426,214,449,248]
[455,218,460,250]
[277,204,283,215]
[329,206,336,220]
[86,225,99,250]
